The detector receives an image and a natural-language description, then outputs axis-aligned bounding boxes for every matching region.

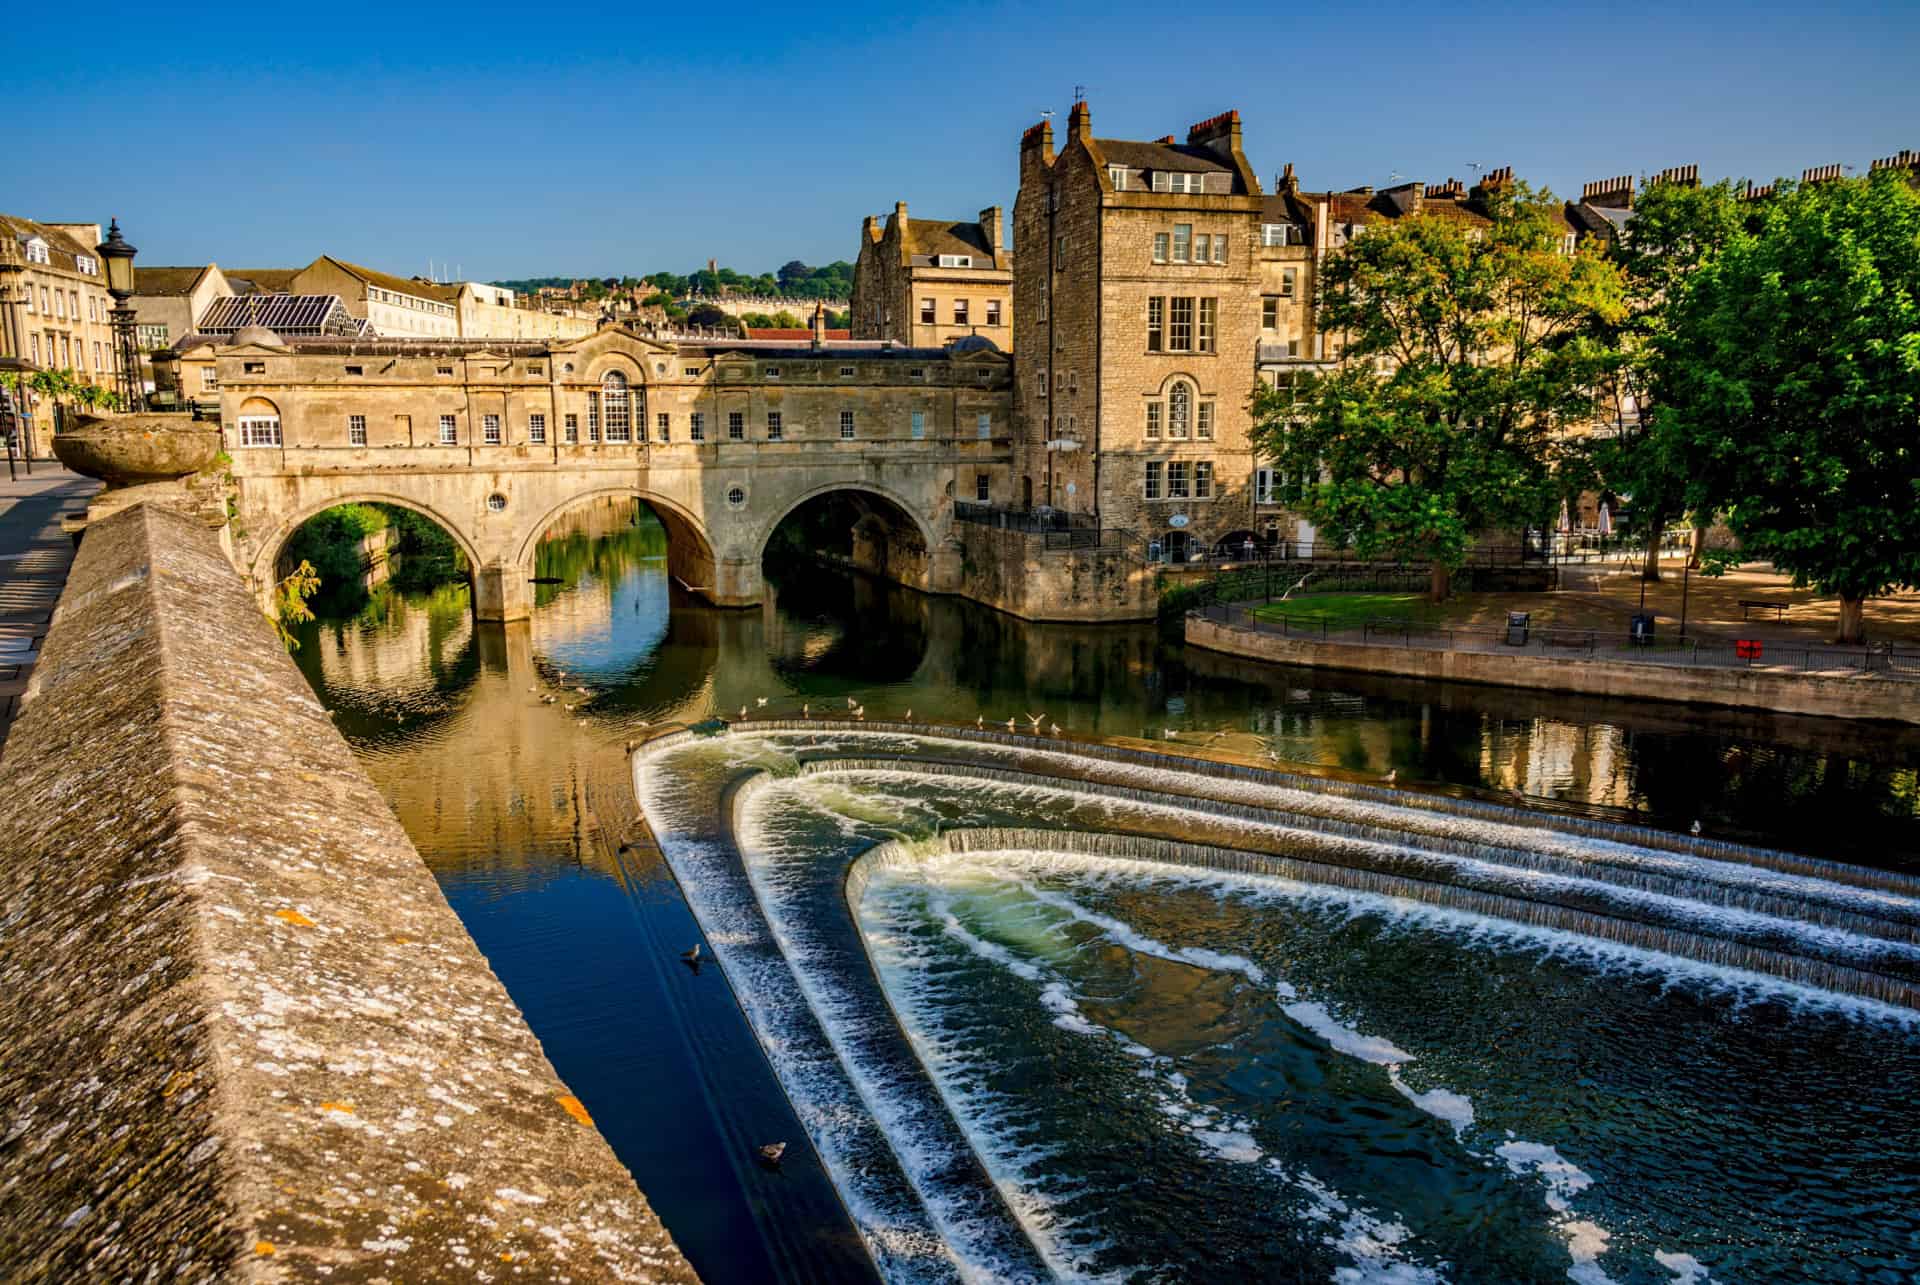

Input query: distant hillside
[494,261,853,301]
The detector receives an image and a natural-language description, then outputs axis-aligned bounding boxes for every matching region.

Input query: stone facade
[1013,105,1265,560]
[291,255,462,338]
[155,322,1016,620]
[852,203,1013,350]
[0,215,126,450]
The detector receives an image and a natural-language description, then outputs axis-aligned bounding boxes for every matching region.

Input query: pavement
[0,466,101,753]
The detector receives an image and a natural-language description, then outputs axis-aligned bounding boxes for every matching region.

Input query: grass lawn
[1248,592,1446,628]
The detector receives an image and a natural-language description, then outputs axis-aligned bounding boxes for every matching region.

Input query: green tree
[1589,178,1749,580]
[1251,183,1628,600]
[1657,170,1920,643]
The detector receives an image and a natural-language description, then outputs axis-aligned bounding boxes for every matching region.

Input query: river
[292,500,1920,1282]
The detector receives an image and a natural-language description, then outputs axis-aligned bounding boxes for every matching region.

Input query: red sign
[1735,639,1763,660]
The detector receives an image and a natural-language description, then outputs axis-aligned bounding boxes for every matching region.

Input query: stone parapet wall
[956,524,1157,621]
[0,501,696,1281]
[1187,613,1920,725]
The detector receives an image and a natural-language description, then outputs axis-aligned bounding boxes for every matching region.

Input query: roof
[744,328,852,341]
[1095,139,1232,174]
[905,218,995,261]
[228,268,301,294]
[199,294,358,335]
[132,266,213,297]
[0,213,97,272]
[315,257,460,303]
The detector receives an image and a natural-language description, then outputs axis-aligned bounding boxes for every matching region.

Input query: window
[243,361,266,374]
[88,297,97,322]
[1213,236,1227,264]
[763,366,780,380]
[1172,223,1191,263]
[53,291,64,319]
[1197,401,1214,440]
[1168,460,1191,499]
[727,486,747,508]
[938,254,973,268]
[727,411,744,440]
[602,372,631,441]
[840,410,855,440]
[201,367,218,391]
[690,411,705,441]
[24,239,49,265]
[1169,297,1193,351]
[1256,467,1277,504]
[657,411,670,441]
[1194,234,1211,263]
[1108,165,1127,189]
[529,363,545,375]
[1198,298,1216,353]
[1168,382,1191,439]
[920,298,936,324]
[483,414,501,444]
[839,366,856,378]
[910,410,926,439]
[1262,223,1297,247]
[529,413,547,443]
[1282,267,1297,298]
[684,366,700,376]
[909,367,926,381]
[564,413,579,443]
[39,287,49,313]
[1039,366,1048,398]
[1194,461,1213,498]
[436,365,454,376]
[75,253,95,275]
[345,364,363,376]
[487,493,507,513]
[1146,403,1162,439]
[1151,171,1206,194]
[986,300,1001,326]
[238,416,281,448]
[976,412,992,440]
[587,392,600,441]
[954,299,969,325]
[1145,461,1163,500]
[1153,233,1169,264]
[766,411,782,441]
[1147,297,1164,352]
[21,288,32,314]
[976,473,991,501]
[1262,297,1279,330]
[93,342,102,370]
[348,415,367,445]
[1055,235,1065,266]
[438,415,457,444]
[28,335,37,362]
[1068,370,1078,396]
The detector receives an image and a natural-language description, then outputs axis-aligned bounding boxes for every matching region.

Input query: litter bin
[1630,613,1656,645]
[1506,611,1530,646]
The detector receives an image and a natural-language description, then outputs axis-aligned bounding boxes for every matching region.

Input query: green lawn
[1248,592,1444,628]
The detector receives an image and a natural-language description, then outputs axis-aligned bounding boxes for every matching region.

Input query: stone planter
[53,413,221,486]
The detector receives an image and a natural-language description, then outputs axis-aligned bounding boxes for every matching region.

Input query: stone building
[0,215,127,452]
[852,203,1013,349]
[126,263,239,361]
[290,256,461,338]
[1011,104,1266,561]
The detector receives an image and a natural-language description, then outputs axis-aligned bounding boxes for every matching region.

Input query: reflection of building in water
[1480,718,1635,807]
[305,584,473,701]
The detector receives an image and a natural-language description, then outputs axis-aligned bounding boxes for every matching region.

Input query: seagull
[1277,571,1316,603]
[681,944,701,964]
[1006,717,1017,731]
[976,715,984,729]
[853,706,865,720]
[577,685,590,695]
[1050,723,1060,736]
[903,708,912,721]
[802,703,810,719]
[1026,713,1044,730]
[756,696,768,707]
[739,705,748,719]
[564,703,576,712]
[1164,728,1177,739]
[1382,768,1397,785]
[757,1141,787,1166]
[847,696,859,709]
[1690,819,1703,836]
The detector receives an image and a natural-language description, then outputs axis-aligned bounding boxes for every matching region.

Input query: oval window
[727,486,747,509]
[486,493,508,512]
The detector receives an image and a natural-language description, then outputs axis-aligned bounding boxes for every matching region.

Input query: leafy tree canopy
[1251,183,1628,598]
[1656,170,1920,640]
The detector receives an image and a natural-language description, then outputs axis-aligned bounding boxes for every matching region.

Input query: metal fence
[1195,601,1920,675]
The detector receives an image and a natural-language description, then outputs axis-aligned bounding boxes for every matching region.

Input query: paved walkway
[0,467,100,752]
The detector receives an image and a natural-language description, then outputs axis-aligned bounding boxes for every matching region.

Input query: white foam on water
[1386,1068,1475,1136]
[1653,1250,1715,1283]
[1495,1141,1595,1213]
[1282,1000,1415,1065]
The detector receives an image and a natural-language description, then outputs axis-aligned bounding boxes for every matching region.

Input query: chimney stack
[1802,163,1845,184]
[1186,109,1242,162]
[979,205,1006,256]
[1067,99,1092,145]
[1869,148,1919,177]
[1278,162,1299,194]
[1647,164,1699,190]
[1580,175,1636,209]
[1020,118,1056,173]
[811,303,827,350]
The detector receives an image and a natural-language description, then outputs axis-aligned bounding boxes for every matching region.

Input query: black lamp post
[96,219,141,411]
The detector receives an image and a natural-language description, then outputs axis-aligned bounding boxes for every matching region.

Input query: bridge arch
[757,481,943,593]
[514,487,719,597]
[249,491,485,599]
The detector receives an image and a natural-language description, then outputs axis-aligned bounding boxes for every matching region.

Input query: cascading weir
[636,721,1920,1283]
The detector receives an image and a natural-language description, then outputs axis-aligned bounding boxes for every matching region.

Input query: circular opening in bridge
[276,502,473,621]
[487,493,508,513]
[727,486,747,509]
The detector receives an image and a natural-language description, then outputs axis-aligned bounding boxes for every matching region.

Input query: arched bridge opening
[513,489,720,617]
[261,497,481,621]
[761,486,934,591]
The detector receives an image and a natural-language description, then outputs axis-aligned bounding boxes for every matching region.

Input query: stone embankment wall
[1187,613,1920,724]
[956,524,1157,621]
[0,501,697,1281]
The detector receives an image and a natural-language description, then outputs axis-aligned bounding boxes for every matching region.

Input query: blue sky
[8,0,1916,282]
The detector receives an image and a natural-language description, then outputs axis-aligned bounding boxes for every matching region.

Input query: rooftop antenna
[1038,108,1054,121]
[1072,85,1087,102]
[1467,162,1487,176]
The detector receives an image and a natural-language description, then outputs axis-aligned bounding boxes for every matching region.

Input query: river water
[293,502,1920,1282]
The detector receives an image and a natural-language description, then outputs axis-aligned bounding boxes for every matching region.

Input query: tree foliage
[1250,184,1628,597]
[1655,170,1920,641]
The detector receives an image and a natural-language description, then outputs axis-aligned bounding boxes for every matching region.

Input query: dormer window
[1108,165,1128,189]
[1151,172,1206,194]
[75,254,97,275]
[936,254,973,268]
[23,237,50,265]
[1262,223,1302,247]
[763,366,781,379]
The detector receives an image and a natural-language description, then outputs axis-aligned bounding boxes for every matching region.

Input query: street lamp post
[96,219,141,412]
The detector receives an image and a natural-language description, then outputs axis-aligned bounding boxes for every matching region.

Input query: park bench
[1739,600,1789,621]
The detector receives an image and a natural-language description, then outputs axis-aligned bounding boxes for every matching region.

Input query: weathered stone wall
[0,501,696,1281]
[956,523,1157,621]
[1187,612,1920,724]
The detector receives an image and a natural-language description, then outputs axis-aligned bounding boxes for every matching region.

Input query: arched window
[1168,381,1191,439]
[601,371,632,442]
[237,396,282,448]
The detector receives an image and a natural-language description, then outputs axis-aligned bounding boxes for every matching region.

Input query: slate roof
[0,214,96,273]
[130,266,212,297]
[228,268,301,294]
[905,218,996,261]
[317,257,460,303]
[1095,139,1232,174]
